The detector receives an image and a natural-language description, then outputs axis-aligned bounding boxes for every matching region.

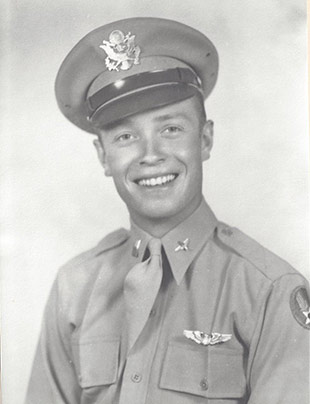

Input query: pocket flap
[160,342,246,399]
[74,336,120,388]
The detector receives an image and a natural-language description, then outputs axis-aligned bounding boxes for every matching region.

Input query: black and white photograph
[1,1,309,403]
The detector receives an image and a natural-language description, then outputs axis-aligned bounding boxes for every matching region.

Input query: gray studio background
[1,1,308,403]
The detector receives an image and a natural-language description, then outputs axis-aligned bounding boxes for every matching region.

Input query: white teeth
[138,174,176,187]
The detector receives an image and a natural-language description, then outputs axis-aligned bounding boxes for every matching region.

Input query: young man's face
[94,96,213,228]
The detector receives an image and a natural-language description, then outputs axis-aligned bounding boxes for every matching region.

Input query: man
[26,17,309,404]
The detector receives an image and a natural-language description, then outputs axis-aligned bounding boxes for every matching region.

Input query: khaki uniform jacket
[26,200,309,404]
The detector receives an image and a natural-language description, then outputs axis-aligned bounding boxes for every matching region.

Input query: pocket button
[131,373,142,383]
[200,377,208,391]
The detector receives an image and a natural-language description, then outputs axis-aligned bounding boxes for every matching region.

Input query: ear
[201,120,214,161]
[93,137,112,176]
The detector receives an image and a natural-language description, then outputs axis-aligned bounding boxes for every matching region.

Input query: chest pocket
[159,341,246,399]
[72,336,120,389]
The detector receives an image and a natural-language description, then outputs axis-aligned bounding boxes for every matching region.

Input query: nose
[139,135,166,166]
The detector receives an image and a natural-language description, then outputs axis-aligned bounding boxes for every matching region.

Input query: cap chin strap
[87,67,203,122]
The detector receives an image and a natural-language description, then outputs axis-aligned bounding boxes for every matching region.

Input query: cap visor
[91,84,199,128]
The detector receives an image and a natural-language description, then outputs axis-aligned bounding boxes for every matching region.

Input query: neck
[130,196,203,238]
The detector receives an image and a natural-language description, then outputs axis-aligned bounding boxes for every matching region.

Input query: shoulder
[215,222,306,283]
[47,228,130,324]
[62,227,129,268]
[57,227,130,286]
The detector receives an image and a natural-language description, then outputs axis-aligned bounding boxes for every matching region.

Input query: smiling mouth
[135,174,178,187]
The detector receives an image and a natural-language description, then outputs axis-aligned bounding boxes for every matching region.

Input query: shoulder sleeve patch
[290,286,310,330]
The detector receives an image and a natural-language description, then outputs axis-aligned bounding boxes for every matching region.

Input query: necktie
[124,238,163,352]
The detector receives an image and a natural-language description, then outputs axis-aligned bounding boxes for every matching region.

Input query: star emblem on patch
[302,307,310,325]
[175,238,190,252]
[290,286,310,330]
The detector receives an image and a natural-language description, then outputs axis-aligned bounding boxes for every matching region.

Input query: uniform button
[200,378,208,390]
[221,227,233,236]
[150,309,156,317]
[131,373,142,383]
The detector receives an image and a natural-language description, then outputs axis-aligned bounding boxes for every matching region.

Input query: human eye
[161,125,183,137]
[114,132,136,143]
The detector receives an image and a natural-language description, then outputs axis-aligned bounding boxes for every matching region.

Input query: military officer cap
[55,17,219,134]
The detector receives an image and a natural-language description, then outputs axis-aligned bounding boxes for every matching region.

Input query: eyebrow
[100,111,190,132]
[152,113,190,123]
[100,117,130,131]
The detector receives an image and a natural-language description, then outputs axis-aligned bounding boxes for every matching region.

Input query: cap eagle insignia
[99,30,141,72]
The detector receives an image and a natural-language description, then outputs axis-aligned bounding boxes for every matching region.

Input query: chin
[131,198,191,222]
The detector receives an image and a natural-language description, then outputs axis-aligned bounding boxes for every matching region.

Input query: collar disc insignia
[99,29,141,72]
[132,239,142,258]
[290,286,310,330]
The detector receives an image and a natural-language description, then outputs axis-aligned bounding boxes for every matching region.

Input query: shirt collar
[129,198,218,285]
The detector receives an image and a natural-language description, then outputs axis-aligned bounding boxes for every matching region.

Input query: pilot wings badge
[183,330,232,346]
[99,29,141,72]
